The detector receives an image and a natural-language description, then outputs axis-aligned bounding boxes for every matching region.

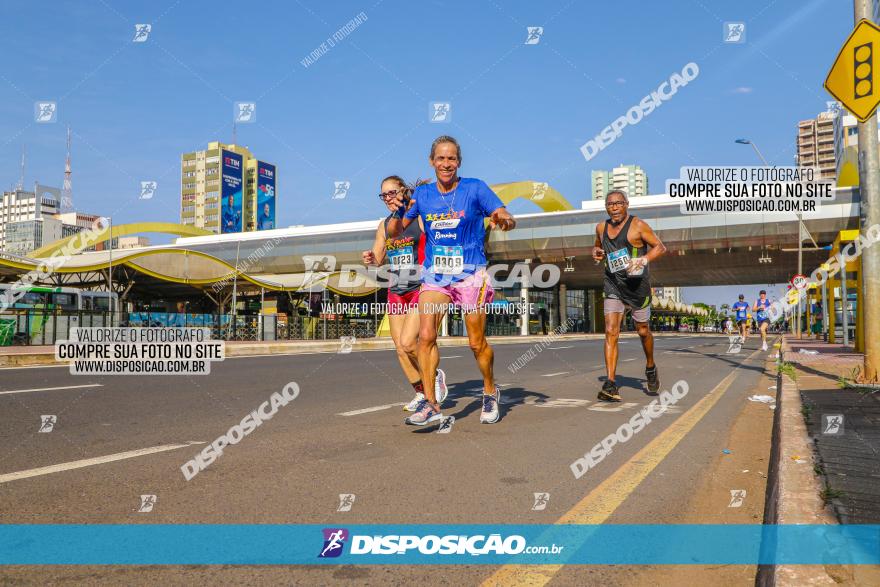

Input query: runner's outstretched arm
[385,193,415,237]
[488,207,516,231]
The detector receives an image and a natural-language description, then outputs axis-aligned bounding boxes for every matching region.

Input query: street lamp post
[736,138,804,338]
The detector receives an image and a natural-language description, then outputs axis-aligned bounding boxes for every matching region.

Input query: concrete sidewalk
[0,331,713,367]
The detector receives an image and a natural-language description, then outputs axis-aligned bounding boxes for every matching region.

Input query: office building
[0,185,61,253]
[796,105,837,182]
[591,165,648,200]
[181,141,277,234]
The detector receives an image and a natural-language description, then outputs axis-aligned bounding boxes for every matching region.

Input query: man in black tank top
[592,190,667,401]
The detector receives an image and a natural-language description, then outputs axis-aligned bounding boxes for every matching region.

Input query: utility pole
[855,0,880,381]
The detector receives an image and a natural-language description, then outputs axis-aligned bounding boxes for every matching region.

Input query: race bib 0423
[388,246,414,267]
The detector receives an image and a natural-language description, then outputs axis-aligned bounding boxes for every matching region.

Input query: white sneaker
[762,342,768,351]
[480,388,501,424]
[404,391,425,412]
[435,368,448,404]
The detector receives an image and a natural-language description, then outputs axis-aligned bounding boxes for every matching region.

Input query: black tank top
[601,215,651,308]
[383,214,424,295]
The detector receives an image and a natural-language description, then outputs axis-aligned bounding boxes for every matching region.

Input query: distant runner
[364,175,448,412]
[754,289,771,351]
[592,190,667,401]
[387,135,516,426]
[732,294,750,343]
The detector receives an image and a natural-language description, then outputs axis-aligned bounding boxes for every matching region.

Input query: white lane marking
[0,442,204,484]
[621,358,636,362]
[0,364,69,371]
[542,372,570,377]
[0,384,103,396]
[547,346,573,350]
[588,401,640,413]
[441,355,463,359]
[337,402,407,416]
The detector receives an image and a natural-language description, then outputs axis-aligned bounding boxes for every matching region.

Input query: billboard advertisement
[220,149,243,233]
[256,161,276,231]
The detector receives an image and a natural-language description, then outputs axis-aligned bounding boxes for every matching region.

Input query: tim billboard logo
[259,167,274,178]
[224,156,241,169]
[318,528,349,558]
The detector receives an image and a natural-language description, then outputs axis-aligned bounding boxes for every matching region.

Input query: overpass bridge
[0,186,861,309]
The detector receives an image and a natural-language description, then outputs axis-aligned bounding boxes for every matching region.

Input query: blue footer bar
[1,525,878,565]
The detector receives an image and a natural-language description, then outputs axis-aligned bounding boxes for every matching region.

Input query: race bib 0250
[606,248,631,273]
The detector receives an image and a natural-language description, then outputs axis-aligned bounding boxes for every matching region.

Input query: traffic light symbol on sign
[824,19,880,122]
[854,42,873,99]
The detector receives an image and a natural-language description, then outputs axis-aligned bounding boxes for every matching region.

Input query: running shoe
[404,391,426,412]
[645,365,660,395]
[480,389,501,424]
[435,368,449,404]
[762,341,768,351]
[405,400,443,426]
[598,379,621,402]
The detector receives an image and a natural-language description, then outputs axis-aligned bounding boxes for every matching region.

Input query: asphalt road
[0,334,776,586]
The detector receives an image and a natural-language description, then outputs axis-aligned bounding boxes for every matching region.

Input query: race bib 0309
[432,245,463,275]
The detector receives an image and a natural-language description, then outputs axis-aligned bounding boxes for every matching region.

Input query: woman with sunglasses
[362,175,448,411]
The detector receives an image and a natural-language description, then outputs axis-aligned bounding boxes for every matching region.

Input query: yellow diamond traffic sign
[825,19,880,122]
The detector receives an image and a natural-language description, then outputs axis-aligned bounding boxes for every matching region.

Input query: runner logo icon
[319,528,349,558]
[728,489,746,508]
[38,415,57,433]
[726,334,743,354]
[531,492,550,511]
[337,494,356,512]
[436,416,455,434]
[822,414,844,435]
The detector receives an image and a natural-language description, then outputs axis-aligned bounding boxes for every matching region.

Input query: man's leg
[633,305,660,394]
[760,321,768,347]
[416,290,450,408]
[604,311,623,382]
[635,319,655,369]
[464,310,494,395]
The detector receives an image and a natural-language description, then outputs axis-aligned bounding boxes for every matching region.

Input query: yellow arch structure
[490,181,576,212]
[30,222,213,258]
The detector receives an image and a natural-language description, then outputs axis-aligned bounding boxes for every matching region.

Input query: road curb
[771,339,838,587]
[0,331,717,367]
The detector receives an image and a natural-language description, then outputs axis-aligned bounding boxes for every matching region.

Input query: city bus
[0,284,118,311]
[0,285,118,345]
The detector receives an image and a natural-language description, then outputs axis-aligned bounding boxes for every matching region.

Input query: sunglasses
[605,201,626,208]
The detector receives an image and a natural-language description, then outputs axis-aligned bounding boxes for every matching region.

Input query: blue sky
[0,0,851,307]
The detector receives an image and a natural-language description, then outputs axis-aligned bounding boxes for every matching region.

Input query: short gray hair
[606,189,629,203]
[430,135,462,162]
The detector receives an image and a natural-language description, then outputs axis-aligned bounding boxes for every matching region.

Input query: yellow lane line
[481,349,759,586]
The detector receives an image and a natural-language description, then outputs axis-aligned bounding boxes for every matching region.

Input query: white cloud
[730,86,753,94]
[615,77,626,84]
